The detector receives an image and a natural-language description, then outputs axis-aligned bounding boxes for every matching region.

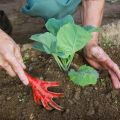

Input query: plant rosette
[30,15,99,71]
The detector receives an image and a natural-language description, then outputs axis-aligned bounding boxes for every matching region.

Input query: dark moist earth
[0,45,120,120]
[0,0,120,120]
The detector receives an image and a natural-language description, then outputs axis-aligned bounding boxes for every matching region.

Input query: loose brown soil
[1,42,120,120]
[0,0,120,120]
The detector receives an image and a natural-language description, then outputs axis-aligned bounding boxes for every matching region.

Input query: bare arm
[0,29,28,85]
[81,0,120,89]
[82,0,105,45]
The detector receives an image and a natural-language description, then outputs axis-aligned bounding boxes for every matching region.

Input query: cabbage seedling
[30,15,99,71]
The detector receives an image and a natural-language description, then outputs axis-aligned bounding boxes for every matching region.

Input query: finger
[5,54,29,85]
[0,62,16,77]
[105,58,120,80]
[91,46,108,62]
[14,45,26,69]
[85,57,102,70]
[0,55,16,77]
[109,70,120,89]
[91,46,120,78]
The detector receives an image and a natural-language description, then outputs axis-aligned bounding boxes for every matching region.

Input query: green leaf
[30,32,56,54]
[32,42,47,53]
[83,26,100,33]
[45,15,74,36]
[68,65,99,87]
[31,15,98,71]
[56,23,92,58]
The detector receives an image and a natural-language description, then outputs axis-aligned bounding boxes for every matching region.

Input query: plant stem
[52,54,74,71]
[52,54,64,70]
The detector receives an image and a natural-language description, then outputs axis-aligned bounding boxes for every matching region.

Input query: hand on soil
[84,44,120,89]
[0,29,29,85]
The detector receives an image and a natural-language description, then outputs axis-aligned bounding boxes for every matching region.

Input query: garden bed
[0,1,120,120]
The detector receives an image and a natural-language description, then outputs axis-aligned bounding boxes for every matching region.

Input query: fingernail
[23,63,26,68]
[22,63,26,69]
[23,80,29,85]
[118,84,120,88]
[115,83,120,89]
[21,76,29,85]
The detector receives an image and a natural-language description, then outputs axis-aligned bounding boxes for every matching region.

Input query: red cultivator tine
[25,72,64,111]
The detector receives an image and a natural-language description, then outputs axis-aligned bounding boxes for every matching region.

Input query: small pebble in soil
[87,101,95,116]
[18,94,25,102]
[111,90,119,98]
[6,97,12,101]
[94,101,99,107]
[11,110,15,114]
[39,76,44,80]
[65,109,70,114]
[106,92,112,100]
[0,95,5,101]
[83,89,91,96]
[94,87,98,91]
[114,99,118,104]
[86,98,90,102]
[74,88,81,100]
[68,99,74,105]
[21,44,32,52]
[23,52,30,61]
[31,57,38,62]
[87,108,95,116]
[29,113,34,120]
[28,66,33,71]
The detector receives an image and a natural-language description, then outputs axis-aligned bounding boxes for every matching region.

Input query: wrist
[0,29,14,43]
[0,29,7,37]
[0,29,4,34]
[86,32,99,47]
[84,32,99,58]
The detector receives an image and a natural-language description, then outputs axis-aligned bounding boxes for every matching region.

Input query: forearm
[0,28,4,34]
[0,28,10,41]
[0,28,6,40]
[82,0,105,45]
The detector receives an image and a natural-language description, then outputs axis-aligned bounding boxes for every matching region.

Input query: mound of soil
[0,0,120,120]
[0,20,120,120]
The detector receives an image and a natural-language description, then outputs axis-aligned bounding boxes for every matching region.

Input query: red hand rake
[25,72,63,111]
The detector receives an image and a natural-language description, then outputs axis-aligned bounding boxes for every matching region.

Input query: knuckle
[7,43,14,50]
[15,44,20,52]
[114,63,119,69]
[114,63,118,67]
[13,63,20,70]
[16,52,21,58]
[17,45,20,50]
[3,62,9,68]
[1,62,9,68]
[4,53,11,60]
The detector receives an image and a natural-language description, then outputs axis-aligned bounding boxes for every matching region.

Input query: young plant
[30,15,98,71]
[68,65,99,87]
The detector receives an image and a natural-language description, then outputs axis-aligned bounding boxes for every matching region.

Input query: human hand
[84,42,120,89]
[0,29,29,85]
